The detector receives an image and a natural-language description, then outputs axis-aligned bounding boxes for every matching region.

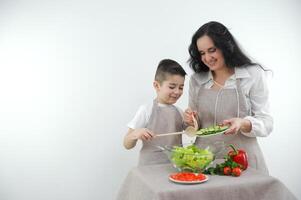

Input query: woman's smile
[197,35,226,71]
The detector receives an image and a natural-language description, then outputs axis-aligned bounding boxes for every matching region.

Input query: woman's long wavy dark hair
[188,21,257,73]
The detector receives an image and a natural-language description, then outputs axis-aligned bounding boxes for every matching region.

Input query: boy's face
[154,74,185,105]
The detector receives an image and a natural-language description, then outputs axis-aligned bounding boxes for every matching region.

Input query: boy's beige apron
[138,100,182,166]
[194,80,268,174]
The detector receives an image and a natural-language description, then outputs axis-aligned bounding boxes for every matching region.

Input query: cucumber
[196,125,228,136]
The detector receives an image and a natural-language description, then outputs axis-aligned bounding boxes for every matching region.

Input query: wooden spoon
[157,114,199,137]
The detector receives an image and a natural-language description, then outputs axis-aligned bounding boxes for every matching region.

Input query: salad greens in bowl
[165,144,215,173]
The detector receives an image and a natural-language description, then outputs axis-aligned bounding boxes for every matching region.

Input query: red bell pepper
[228,144,248,170]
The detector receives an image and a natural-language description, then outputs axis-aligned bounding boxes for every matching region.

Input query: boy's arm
[123,128,155,149]
[123,128,138,149]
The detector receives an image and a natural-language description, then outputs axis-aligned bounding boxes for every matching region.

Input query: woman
[184,21,273,174]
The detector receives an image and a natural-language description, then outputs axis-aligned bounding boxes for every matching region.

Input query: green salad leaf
[171,145,214,172]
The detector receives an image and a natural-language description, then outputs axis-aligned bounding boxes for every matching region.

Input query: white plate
[169,174,209,184]
[196,129,228,138]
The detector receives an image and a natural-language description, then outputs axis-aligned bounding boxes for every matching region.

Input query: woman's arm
[188,75,199,112]
[242,68,273,137]
[224,67,273,137]
[184,75,201,126]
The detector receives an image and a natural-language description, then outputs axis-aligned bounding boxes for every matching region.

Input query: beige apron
[138,100,183,166]
[194,80,269,174]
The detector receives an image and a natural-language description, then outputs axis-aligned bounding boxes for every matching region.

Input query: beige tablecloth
[116,163,297,200]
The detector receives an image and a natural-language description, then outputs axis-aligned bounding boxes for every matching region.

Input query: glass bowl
[163,142,225,173]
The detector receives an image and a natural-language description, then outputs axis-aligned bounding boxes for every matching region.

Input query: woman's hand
[184,108,198,127]
[223,118,252,135]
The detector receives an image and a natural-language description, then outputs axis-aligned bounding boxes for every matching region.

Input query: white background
[0,0,300,199]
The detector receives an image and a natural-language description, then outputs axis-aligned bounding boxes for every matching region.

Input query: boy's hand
[132,128,155,141]
[184,108,198,127]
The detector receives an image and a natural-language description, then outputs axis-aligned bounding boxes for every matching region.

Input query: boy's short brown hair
[155,59,187,84]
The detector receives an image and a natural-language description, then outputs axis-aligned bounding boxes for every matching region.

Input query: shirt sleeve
[127,104,149,129]
[241,68,273,137]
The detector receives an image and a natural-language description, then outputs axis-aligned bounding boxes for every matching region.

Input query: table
[116,163,297,200]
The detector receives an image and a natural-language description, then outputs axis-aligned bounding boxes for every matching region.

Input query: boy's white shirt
[127,100,184,129]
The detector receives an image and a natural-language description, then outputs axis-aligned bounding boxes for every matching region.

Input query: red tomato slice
[169,172,206,181]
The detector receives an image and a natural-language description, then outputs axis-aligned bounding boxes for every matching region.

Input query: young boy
[123,59,187,165]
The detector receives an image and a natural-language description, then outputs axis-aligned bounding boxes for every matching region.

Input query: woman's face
[196,35,226,71]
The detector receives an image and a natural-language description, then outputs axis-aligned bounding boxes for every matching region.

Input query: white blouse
[189,65,273,138]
